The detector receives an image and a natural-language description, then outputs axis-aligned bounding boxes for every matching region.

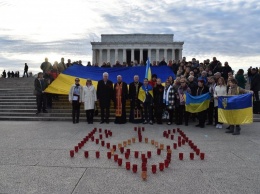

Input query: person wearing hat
[195,77,209,128]
[82,79,97,124]
[69,77,83,124]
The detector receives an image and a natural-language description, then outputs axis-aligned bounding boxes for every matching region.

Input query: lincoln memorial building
[91,34,184,65]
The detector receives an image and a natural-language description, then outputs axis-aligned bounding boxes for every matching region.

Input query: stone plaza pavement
[0,121,259,194]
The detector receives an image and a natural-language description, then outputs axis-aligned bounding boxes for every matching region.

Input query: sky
[0,0,259,75]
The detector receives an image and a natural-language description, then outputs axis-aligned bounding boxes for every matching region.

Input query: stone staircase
[0,77,259,122]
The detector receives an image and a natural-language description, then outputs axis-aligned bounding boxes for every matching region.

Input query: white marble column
[107,49,110,63]
[115,49,118,62]
[172,49,175,61]
[99,49,102,65]
[164,49,167,62]
[148,49,151,60]
[140,49,143,63]
[123,49,126,63]
[179,49,183,60]
[131,49,134,62]
[156,49,159,62]
[92,49,96,65]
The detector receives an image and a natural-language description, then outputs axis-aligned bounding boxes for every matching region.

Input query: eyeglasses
[75,80,80,82]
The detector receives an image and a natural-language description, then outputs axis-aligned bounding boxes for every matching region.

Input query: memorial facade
[91,34,184,66]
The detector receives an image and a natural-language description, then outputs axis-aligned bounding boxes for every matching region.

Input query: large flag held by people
[218,93,253,125]
[185,92,211,113]
[45,65,175,95]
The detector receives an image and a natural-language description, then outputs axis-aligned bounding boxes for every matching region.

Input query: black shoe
[106,120,109,124]
[157,122,163,124]
[200,125,205,128]
[143,120,148,124]
[185,123,188,126]
[73,121,76,124]
[36,111,41,114]
[149,120,153,125]
[43,110,48,113]
[206,122,212,125]
[232,131,240,135]
[167,122,172,125]
[226,126,230,129]
[100,121,105,124]
[76,121,79,123]
[195,124,200,127]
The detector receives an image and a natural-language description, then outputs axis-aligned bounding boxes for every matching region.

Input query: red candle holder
[190,153,194,160]
[113,145,117,151]
[179,153,184,160]
[104,129,108,134]
[99,134,103,139]
[134,127,137,131]
[142,158,147,163]
[114,154,118,162]
[125,152,129,159]
[132,164,137,173]
[170,135,174,140]
[109,131,112,136]
[182,139,185,145]
[147,151,151,158]
[173,143,177,149]
[96,151,100,158]
[126,162,131,170]
[70,150,74,157]
[91,136,94,141]
[166,145,171,150]
[126,149,130,154]
[159,163,164,171]
[151,164,157,174]
[78,143,82,149]
[178,141,182,147]
[139,136,142,142]
[99,128,102,133]
[134,151,139,158]
[120,147,124,154]
[84,151,89,158]
[142,127,145,131]
[74,146,79,153]
[200,153,205,160]
[141,154,146,159]
[118,158,122,166]
[164,159,169,168]
[157,148,161,155]
[196,148,200,155]
[107,152,111,159]
[95,139,99,144]
[101,141,105,147]
[172,129,176,133]
[106,142,110,149]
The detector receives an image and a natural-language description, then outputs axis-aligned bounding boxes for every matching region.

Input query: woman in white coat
[214,77,227,129]
[82,79,97,124]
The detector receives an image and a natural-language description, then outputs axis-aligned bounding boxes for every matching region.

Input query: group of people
[35,56,259,136]
[1,63,29,78]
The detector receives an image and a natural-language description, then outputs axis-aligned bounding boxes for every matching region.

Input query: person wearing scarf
[163,79,175,125]
[153,78,164,124]
[195,77,209,128]
[177,78,191,125]
[69,77,83,124]
[138,78,154,124]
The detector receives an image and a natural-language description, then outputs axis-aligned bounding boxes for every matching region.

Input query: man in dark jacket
[97,72,114,123]
[222,62,232,81]
[129,75,143,123]
[34,72,49,114]
[23,63,29,77]
[250,68,260,101]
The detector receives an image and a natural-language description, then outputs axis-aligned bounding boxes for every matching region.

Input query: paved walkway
[0,121,259,194]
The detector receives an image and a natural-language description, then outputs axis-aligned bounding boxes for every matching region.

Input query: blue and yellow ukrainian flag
[185,92,211,113]
[45,65,175,95]
[145,57,151,80]
[218,93,253,125]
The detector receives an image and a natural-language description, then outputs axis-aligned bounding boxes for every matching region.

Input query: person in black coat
[153,78,164,124]
[34,72,49,114]
[250,68,260,101]
[195,77,209,128]
[113,75,128,124]
[97,72,113,123]
[129,75,143,123]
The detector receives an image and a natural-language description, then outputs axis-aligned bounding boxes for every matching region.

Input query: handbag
[162,109,169,119]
